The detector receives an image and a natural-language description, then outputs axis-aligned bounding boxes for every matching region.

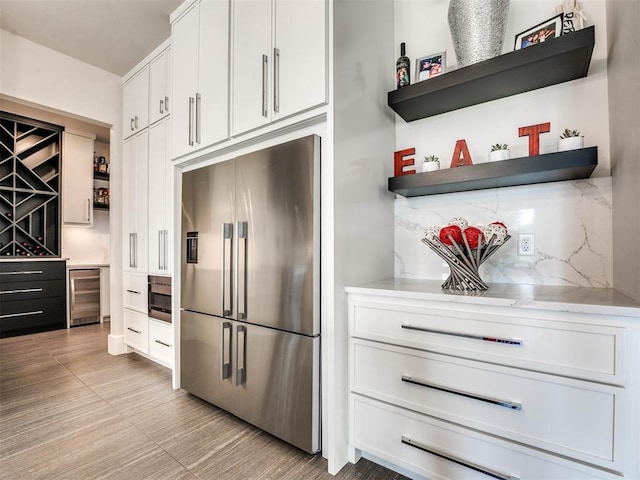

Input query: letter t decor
[394,148,416,176]
[519,122,551,156]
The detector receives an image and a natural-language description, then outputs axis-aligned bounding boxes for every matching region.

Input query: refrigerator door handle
[222,321,232,380]
[222,223,234,317]
[236,325,247,386]
[237,221,248,320]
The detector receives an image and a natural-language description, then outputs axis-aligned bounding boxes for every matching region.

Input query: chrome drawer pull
[0,310,44,319]
[127,327,141,334]
[401,375,522,411]
[401,436,519,480]
[402,324,523,346]
[0,270,43,276]
[0,288,43,295]
[154,340,171,348]
[126,289,141,295]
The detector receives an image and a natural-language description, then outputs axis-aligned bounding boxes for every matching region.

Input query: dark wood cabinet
[0,260,67,337]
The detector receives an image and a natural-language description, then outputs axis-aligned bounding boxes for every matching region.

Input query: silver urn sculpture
[448,0,510,68]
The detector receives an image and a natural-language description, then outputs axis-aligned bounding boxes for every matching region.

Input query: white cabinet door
[231,0,327,136]
[123,66,150,139]
[148,117,172,274]
[274,0,326,119]
[122,130,148,272]
[231,0,272,136]
[124,308,149,353]
[198,0,229,147]
[149,47,171,125]
[62,131,94,225]
[171,2,199,158]
[172,0,229,159]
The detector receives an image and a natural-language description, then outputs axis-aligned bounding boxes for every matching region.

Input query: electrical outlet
[518,233,535,256]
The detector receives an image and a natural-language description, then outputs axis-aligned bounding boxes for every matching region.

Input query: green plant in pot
[422,155,440,172]
[488,143,509,162]
[558,129,583,151]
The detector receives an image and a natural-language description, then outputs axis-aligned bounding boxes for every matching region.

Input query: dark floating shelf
[388,147,598,197]
[388,26,595,122]
[93,172,110,181]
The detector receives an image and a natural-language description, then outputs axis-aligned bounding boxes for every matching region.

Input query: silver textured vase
[448,0,510,68]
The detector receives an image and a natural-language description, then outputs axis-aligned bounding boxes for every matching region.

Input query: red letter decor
[394,148,416,176]
[450,139,473,168]
[518,122,551,156]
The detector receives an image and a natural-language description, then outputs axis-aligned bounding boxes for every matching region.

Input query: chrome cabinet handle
[70,277,77,310]
[165,96,169,112]
[126,289,141,295]
[261,54,268,117]
[273,47,280,113]
[188,96,195,146]
[0,270,43,276]
[401,324,523,346]
[127,327,141,334]
[158,230,162,270]
[129,233,134,268]
[0,288,43,295]
[160,99,164,114]
[134,115,139,129]
[154,339,171,348]
[222,223,233,317]
[401,436,519,480]
[236,325,247,386]
[236,221,248,320]
[164,230,168,271]
[133,233,138,268]
[130,118,135,131]
[196,92,202,144]
[222,322,232,380]
[0,310,44,319]
[87,198,91,222]
[401,375,522,410]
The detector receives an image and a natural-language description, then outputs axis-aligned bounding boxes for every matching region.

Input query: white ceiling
[0,0,184,77]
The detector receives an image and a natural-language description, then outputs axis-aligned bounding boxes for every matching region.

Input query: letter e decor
[519,122,551,156]
[394,148,416,176]
[450,139,473,168]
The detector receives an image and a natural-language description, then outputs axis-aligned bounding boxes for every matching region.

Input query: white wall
[607,0,640,302]
[393,1,614,287]
[0,29,125,350]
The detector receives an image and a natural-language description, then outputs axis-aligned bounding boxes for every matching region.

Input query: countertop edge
[345,279,640,318]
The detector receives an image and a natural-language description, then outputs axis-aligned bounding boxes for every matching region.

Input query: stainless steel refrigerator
[180,135,320,454]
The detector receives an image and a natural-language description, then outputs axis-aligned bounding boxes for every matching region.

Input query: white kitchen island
[346,279,640,480]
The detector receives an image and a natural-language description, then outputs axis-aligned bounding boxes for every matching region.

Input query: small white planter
[422,161,440,172]
[558,136,584,152]
[488,149,510,162]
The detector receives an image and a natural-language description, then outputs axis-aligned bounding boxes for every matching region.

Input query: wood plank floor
[0,324,407,479]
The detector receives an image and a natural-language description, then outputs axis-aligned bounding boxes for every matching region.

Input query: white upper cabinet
[231,0,327,136]
[149,47,172,125]
[148,117,173,274]
[171,0,229,159]
[62,130,95,226]
[123,65,150,139]
[122,130,149,272]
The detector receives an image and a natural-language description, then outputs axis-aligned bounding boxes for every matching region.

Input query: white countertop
[346,278,640,318]
[67,263,110,269]
[0,257,69,262]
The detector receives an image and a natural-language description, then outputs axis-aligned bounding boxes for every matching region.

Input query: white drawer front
[352,395,619,480]
[352,339,621,469]
[350,301,625,385]
[149,319,173,367]
[124,309,149,353]
[123,273,147,313]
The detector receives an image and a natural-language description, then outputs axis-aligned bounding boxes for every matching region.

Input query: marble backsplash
[395,176,613,287]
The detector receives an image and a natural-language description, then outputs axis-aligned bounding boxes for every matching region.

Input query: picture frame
[514,14,563,50]
[415,51,446,82]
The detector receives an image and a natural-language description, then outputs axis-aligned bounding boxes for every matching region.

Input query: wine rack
[0,112,62,257]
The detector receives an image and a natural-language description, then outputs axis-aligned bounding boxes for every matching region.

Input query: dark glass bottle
[396,42,410,89]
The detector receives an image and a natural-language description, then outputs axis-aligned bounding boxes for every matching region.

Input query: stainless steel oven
[148,275,171,323]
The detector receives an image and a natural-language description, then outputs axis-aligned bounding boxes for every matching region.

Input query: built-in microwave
[148,275,171,323]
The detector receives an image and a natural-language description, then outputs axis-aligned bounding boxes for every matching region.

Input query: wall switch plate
[518,233,535,256]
